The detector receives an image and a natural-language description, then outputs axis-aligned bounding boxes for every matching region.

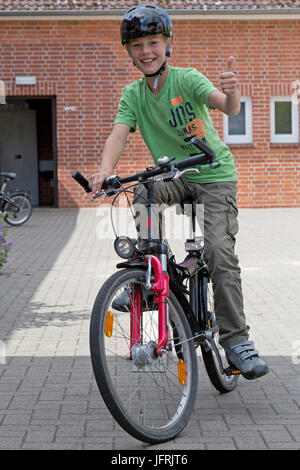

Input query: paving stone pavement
[0,206,300,450]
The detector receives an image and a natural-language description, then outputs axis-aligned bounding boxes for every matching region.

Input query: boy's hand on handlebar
[89,170,111,197]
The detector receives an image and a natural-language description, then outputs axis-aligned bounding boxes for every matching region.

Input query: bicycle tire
[90,268,198,444]
[3,192,32,226]
[200,277,239,393]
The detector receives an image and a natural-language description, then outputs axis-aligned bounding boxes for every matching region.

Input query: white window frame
[223,96,252,144]
[270,96,298,143]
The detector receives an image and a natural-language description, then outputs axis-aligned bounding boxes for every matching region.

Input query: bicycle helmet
[120,4,172,45]
[120,4,173,89]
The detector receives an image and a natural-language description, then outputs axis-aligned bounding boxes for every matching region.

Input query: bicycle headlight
[114,236,136,259]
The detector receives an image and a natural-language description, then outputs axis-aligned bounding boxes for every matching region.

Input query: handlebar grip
[72,171,92,193]
[191,137,216,159]
[175,153,209,170]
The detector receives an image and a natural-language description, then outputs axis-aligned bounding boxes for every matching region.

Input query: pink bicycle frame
[129,284,142,360]
[130,255,169,357]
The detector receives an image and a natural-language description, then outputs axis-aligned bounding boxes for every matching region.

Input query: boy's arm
[209,89,240,116]
[208,56,240,116]
[89,123,130,196]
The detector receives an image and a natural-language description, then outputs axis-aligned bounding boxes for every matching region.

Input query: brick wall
[1,18,299,208]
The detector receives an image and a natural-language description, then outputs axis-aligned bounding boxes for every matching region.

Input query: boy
[89,4,268,380]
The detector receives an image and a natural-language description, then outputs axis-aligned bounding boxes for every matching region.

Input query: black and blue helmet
[120,4,173,45]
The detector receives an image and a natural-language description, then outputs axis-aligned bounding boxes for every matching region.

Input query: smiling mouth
[141,58,155,64]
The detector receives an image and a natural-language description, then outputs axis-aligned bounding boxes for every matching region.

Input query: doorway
[0,97,57,207]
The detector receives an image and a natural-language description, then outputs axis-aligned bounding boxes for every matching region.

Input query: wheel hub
[131,341,157,368]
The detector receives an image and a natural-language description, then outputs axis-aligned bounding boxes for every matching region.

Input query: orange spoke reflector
[105,311,114,338]
[178,359,187,386]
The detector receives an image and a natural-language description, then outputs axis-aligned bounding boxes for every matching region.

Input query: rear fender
[9,191,32,201]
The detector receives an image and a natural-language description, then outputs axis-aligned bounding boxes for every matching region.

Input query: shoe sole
[242,366,269,380]
[228,360,269,380]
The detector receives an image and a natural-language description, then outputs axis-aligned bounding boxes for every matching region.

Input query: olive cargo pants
[133,177,250,348]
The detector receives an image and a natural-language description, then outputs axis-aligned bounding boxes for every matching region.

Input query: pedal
[223,366,242,376]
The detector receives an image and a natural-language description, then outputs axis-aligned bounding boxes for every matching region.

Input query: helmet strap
[145,60,167,91]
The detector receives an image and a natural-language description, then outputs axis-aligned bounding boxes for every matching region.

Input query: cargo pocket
[225,194,239,240]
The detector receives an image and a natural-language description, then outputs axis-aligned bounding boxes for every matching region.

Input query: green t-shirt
[114,66,237,183]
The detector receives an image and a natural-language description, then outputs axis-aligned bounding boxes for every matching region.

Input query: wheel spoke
[90,269,198,442]
[201,279,239,393]
[4,194,32,225]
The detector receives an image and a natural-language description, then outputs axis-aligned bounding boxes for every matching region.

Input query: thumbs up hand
[220,56,239,97]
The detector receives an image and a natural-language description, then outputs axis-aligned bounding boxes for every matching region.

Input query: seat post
[190,204,196,241]
[180,197,196,242]
[0,177,7,194]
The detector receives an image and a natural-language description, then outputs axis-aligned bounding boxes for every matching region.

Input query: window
[270,97,298,143]
[223,97,252,144]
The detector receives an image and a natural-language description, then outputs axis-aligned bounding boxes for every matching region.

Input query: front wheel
[3,192,32,226]
[200,278,239,393]
[90,268,198,444]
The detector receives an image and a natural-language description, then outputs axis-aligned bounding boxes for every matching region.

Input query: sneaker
[225,341,269,380]
[112,288,156,312]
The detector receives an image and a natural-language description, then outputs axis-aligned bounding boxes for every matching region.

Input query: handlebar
[72,137,217,198]
[72,170,92,193]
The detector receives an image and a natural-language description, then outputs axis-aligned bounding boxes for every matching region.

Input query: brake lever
[175,168,200,178]
[162,169,178,182]
[91,175,122,200]
[91,191,106,201]
[162,166,201,182]
[91,186,121,201]
[167,167,201,182]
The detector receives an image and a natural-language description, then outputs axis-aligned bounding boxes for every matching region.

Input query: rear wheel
[200,278,239,393]
[90,268,198,444]
[3,192,32,226]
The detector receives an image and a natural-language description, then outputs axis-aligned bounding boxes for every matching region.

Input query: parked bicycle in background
[0,172,32,226]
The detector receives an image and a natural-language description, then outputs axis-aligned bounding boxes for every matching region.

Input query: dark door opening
[0,97,57,207]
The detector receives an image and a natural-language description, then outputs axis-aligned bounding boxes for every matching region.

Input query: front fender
[116,260,147,270]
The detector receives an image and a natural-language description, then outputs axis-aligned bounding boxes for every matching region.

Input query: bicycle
[0,172,32,226]
[72,137,241,444]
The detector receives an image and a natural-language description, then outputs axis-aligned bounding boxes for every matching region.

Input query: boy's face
[126,34,168,75]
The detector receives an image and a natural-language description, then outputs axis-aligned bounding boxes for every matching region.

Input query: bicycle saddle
[0,172,16,179]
